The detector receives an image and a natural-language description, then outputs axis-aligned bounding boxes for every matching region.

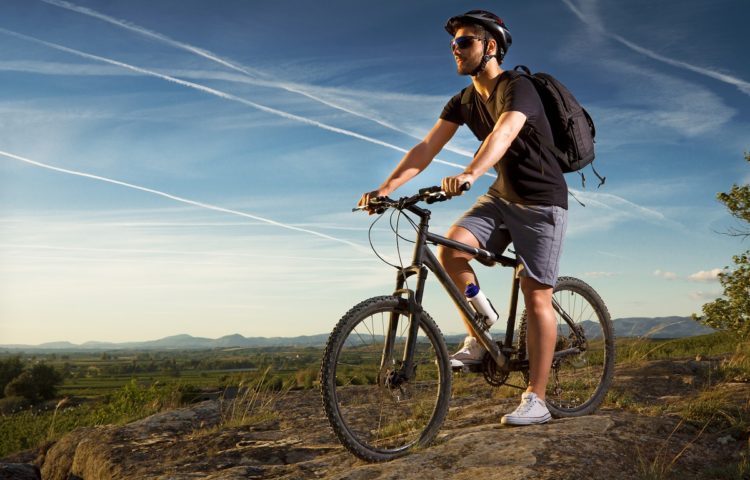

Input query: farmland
[0,345,321,457]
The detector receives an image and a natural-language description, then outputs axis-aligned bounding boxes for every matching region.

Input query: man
[358,10,567,426]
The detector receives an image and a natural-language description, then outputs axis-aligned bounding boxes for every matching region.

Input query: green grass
[0,379,187,457]
[0,346,324,459]
[616,331,739,364]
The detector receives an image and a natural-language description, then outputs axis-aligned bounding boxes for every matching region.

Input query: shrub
[0,356,24,398]
[4,363,63,403]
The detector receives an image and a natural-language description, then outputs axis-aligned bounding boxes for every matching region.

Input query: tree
[4,363,63,403]
[696,153,750,336]
[0,356,24,398]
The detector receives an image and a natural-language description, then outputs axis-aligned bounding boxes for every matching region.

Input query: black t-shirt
[440,71,568,209]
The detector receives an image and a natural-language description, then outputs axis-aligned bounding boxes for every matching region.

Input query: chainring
[481,344,511,387]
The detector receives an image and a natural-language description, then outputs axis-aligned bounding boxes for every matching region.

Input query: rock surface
[0,463,41,480]
[3,358,749,479]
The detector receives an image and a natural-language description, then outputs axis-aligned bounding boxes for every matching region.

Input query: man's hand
[357,189,389,215]
[441,174,474,197]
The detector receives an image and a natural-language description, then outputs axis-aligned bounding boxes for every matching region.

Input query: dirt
[2,357,749,479]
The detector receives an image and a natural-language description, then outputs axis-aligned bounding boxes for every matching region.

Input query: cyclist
[358,10,567,426]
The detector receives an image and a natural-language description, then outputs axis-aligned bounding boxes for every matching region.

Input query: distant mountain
[0,333,332,351]
[0,317,716,351]
[611,316,715,339]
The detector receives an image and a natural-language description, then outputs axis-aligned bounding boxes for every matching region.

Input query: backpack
[460,66,605,188]
[513,65,605,188]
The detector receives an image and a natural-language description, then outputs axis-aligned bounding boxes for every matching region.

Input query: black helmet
[445,10,512,58]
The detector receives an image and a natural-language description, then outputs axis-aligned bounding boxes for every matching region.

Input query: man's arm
[442,110,527,195]
[358,119,459,210]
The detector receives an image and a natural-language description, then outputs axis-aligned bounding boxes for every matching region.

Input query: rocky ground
[2,357,748,480]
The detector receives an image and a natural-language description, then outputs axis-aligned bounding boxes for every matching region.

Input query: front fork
[379,265,427,386]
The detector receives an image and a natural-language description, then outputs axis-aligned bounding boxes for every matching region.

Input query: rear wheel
[519,276,614,417]
[320,296,451,462]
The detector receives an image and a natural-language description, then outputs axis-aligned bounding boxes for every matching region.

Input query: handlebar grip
[418,186,442,195]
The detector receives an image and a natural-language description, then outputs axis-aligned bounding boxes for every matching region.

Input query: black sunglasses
[450,35,483,50]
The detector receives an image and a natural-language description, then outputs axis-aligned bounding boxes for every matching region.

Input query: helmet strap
[470,39,495,76]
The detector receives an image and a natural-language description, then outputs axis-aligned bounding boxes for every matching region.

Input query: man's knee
[437,243,471,266]
[437,226,477,265]
[520,277,553,311]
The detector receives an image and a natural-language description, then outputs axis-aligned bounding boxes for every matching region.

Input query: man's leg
[499,276,556,426]
[519,276,557,400]
[437,225,490,366]
[437,225,479,331]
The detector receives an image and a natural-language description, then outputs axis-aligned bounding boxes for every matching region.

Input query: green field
[0,346,321,457]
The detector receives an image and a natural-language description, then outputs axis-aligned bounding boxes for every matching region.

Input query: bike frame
[382,201,581,381]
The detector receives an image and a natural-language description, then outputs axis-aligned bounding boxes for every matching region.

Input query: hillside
[1,355,747,479]
[0,317,715,351]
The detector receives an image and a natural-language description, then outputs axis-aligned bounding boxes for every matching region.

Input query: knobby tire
[320,296,452,462]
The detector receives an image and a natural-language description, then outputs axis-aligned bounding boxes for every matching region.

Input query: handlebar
[354,182,471,214]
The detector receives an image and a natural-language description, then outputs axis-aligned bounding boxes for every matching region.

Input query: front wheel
[320,296,451,462]
[519,276,615,418]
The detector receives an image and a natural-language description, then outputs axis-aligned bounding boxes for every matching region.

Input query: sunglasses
[450,35,483,50]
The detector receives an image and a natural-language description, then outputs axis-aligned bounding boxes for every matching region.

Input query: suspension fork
[380,212,431,382]
[380,265,426,380]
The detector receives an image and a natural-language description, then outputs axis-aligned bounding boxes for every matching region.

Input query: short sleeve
[502,74,553,141]
[502,76,541,118]
[439,91,464,125]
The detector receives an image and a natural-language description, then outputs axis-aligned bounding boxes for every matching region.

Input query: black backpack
[513,65,605,188]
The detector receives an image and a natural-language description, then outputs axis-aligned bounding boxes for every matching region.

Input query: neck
[472,62,504,100]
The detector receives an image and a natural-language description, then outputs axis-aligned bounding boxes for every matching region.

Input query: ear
[486,37,498,56]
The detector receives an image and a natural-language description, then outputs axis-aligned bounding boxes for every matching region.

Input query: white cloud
[653,269,677,280]
[688,268,724,282]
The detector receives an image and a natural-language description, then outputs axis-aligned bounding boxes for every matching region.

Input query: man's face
[451,26,485,76]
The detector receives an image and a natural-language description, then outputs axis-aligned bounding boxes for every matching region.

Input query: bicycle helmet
[445,10,512,74]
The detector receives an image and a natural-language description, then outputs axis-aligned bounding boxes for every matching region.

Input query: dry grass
[219,367,293,428]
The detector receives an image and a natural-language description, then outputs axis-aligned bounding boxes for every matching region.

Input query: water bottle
[465,283,499,327]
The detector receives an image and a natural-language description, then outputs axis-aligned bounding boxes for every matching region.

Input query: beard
[455,54,481,76]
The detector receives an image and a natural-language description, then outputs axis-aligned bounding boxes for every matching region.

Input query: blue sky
[0,0,747,345]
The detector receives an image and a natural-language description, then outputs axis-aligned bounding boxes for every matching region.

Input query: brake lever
[353,196,390,214]
[425,194,447,204]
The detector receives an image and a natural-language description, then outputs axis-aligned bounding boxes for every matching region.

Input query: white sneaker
[501,392,552,426]
[450,336,486,368]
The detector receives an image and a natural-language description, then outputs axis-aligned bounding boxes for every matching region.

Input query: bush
[3,363,63,403]
[0,356,24,398]
[696,153,750,337]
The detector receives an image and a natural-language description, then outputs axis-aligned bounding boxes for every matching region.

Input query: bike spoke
[322,297,450,460]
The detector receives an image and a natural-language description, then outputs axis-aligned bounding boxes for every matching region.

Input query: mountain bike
[320,186,614,462]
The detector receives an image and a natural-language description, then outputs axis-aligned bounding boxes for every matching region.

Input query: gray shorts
[454,194,567,287]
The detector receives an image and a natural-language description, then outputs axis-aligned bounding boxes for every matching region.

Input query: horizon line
[0,315,710,348]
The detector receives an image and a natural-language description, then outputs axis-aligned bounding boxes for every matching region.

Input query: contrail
[40,0,475,159]
[40,0,267,79]
[1,243,373,262]
[561,0,750,96]
[0,27,471,173]
[0,149,368,251]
